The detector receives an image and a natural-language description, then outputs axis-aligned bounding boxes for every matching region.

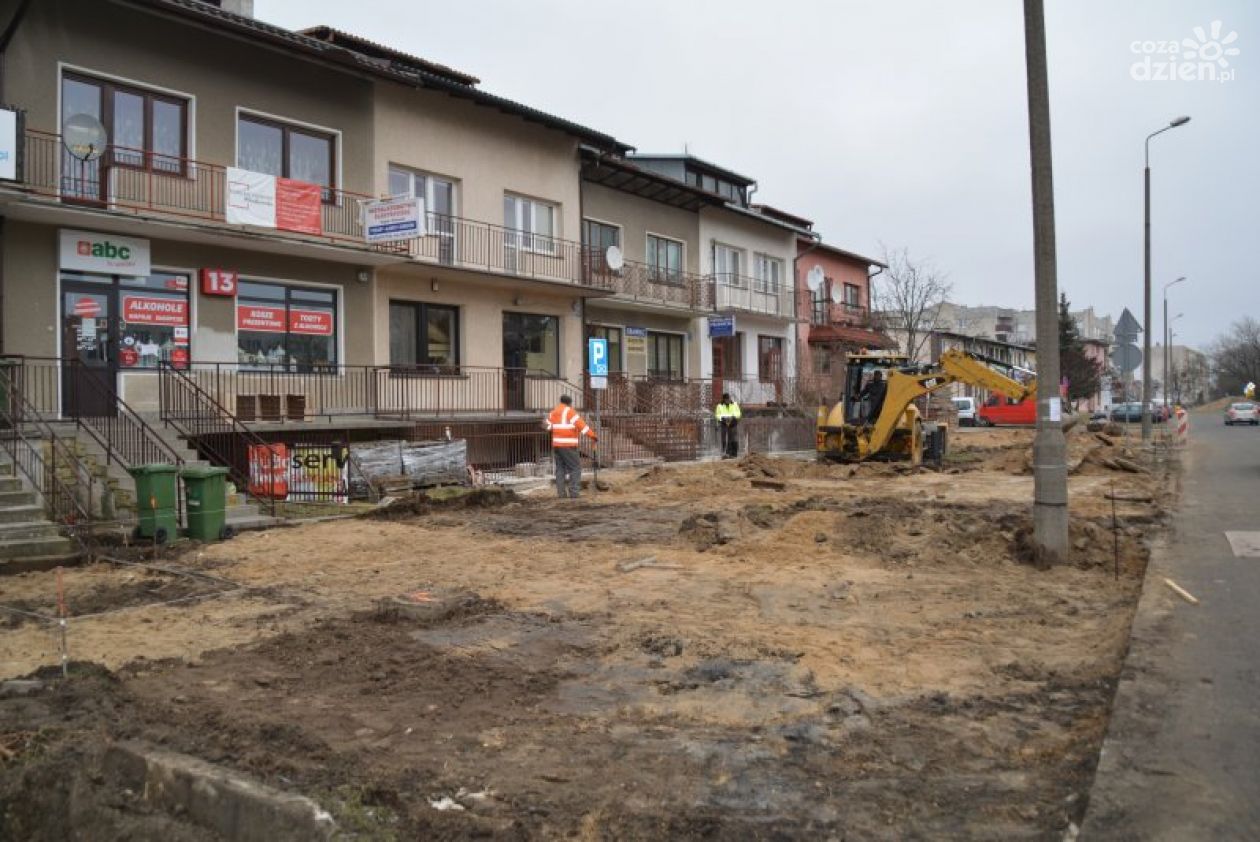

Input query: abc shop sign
[59,229,151,276]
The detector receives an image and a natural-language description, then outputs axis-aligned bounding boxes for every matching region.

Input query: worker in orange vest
[545,395,597,498]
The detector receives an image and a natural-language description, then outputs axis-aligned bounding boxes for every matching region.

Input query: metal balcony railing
[712,273,794,318]
[811,301,872,326]
[19,130,371,242]
[581,249,713,310]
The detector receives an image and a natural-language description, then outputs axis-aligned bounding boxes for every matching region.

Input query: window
[754,253,784,293]
[504,194,556,254]
[582,219,620,252]
[389,301,459,371]
[811,282,829,324]
[758,336,784,382]
[236,281,337,371]
[388,166,455,217]
[647,331,684,380]
[715,244,743,286]
[813,350,832,375]
[238,114,336,197]
[843,283,861,308]
[503,312,559,376]
[582,219,620,275]
[646,234,684,283]
[62,73,187,175]
[117,272,192,369]
[586,325,623,374]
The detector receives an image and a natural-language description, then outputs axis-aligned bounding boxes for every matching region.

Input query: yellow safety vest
[714,401,742,420]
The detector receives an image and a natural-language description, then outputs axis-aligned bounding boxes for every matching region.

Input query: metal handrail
[158,363,280,516]
[0,367,94,553]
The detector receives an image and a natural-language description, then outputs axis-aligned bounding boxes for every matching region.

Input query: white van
[952,396,978,427]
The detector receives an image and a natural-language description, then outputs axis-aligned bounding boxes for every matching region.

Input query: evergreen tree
[1058,293,1102,406]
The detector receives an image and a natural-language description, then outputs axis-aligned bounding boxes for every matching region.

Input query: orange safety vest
[546,404,595,448]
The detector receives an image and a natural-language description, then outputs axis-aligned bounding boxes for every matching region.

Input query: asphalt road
[1082,412,1260,840]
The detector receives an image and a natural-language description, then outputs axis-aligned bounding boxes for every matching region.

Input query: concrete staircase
[41,421,276,533]
[0,455,82,573]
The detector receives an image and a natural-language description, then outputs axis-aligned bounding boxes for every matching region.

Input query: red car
[977,394,1036,426]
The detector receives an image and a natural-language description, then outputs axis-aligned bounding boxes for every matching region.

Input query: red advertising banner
[276,178,322,236]
[237,304,285,332]
[72,297,101,318]
[201,268,238,297]
[248,443,289,500]
[122,295,188,326]
[288,308,334,336]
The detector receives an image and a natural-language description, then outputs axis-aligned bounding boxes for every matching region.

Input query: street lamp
[1162,276,1186,410]
[1142,115,1191,441]
[1169,313,1184,404]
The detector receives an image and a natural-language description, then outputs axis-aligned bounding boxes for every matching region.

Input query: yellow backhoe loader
[816,348,1037,465]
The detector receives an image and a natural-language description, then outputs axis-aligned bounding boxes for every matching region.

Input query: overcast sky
[260,1,1256,350]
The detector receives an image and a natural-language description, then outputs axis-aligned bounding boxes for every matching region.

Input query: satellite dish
[830,284,844,304]
[63,114,108,162]
[604,245,624,271]
[806,265,825,291]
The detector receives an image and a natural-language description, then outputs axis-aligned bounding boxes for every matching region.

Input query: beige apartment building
[0,0,624,420]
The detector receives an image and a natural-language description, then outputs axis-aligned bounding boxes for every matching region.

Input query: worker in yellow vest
[714,392,742,459]
[545,395,596,498]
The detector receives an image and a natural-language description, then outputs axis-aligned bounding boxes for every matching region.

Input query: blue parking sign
[588,337,608,377]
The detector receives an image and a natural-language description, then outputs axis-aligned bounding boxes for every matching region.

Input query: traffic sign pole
[587,337,609,496]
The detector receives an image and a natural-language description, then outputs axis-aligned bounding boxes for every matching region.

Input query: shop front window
[503,312,559,376]
[236,281,337,371]
[389,301,459,372]
[647,331,684,380]
[117,273,191,369]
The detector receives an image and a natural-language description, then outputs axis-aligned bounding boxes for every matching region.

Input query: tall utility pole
[1022,0,1068,567]
[1142,117,1190,440]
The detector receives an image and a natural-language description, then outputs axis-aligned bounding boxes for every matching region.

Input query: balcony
[392,212,600,287]
[712,273,793,318]
[811,300,873,328]
[581,250,713,311]
[16,129,369,243]
[13,130,605,288]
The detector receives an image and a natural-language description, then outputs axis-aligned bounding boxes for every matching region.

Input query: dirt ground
[0,427,1175,840]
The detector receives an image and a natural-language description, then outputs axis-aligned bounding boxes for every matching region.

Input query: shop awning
[808,324,896,349]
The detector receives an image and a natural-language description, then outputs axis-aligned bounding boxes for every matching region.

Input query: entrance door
[61,286,117,417]
[502,319,527,412]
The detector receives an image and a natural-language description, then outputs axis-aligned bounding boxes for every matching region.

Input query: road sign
[1114,308,1142,341]
[1111,343,1142,373]
[708,315,736,337]
[588,337,608,390]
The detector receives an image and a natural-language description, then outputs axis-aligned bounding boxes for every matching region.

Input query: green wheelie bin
[181,466,232,542]
[129,464,179,544]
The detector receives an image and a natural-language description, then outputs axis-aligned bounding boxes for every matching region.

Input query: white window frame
[388,164,457,217]
[715,243,745,287]
[504,193,558,256]
[754,253,784,294]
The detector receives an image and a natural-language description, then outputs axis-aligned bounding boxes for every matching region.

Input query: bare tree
[872,244,952,361]
[1210,317,1260,397]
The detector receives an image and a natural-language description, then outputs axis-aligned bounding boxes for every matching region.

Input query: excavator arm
[937,349,1036,403]
[862,350,1037,457]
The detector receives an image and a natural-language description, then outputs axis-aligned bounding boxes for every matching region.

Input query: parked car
[1090,409,1109,422]
[952,396,978,427]
[1225,402,1259,426]
[1110,402,1143,423]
